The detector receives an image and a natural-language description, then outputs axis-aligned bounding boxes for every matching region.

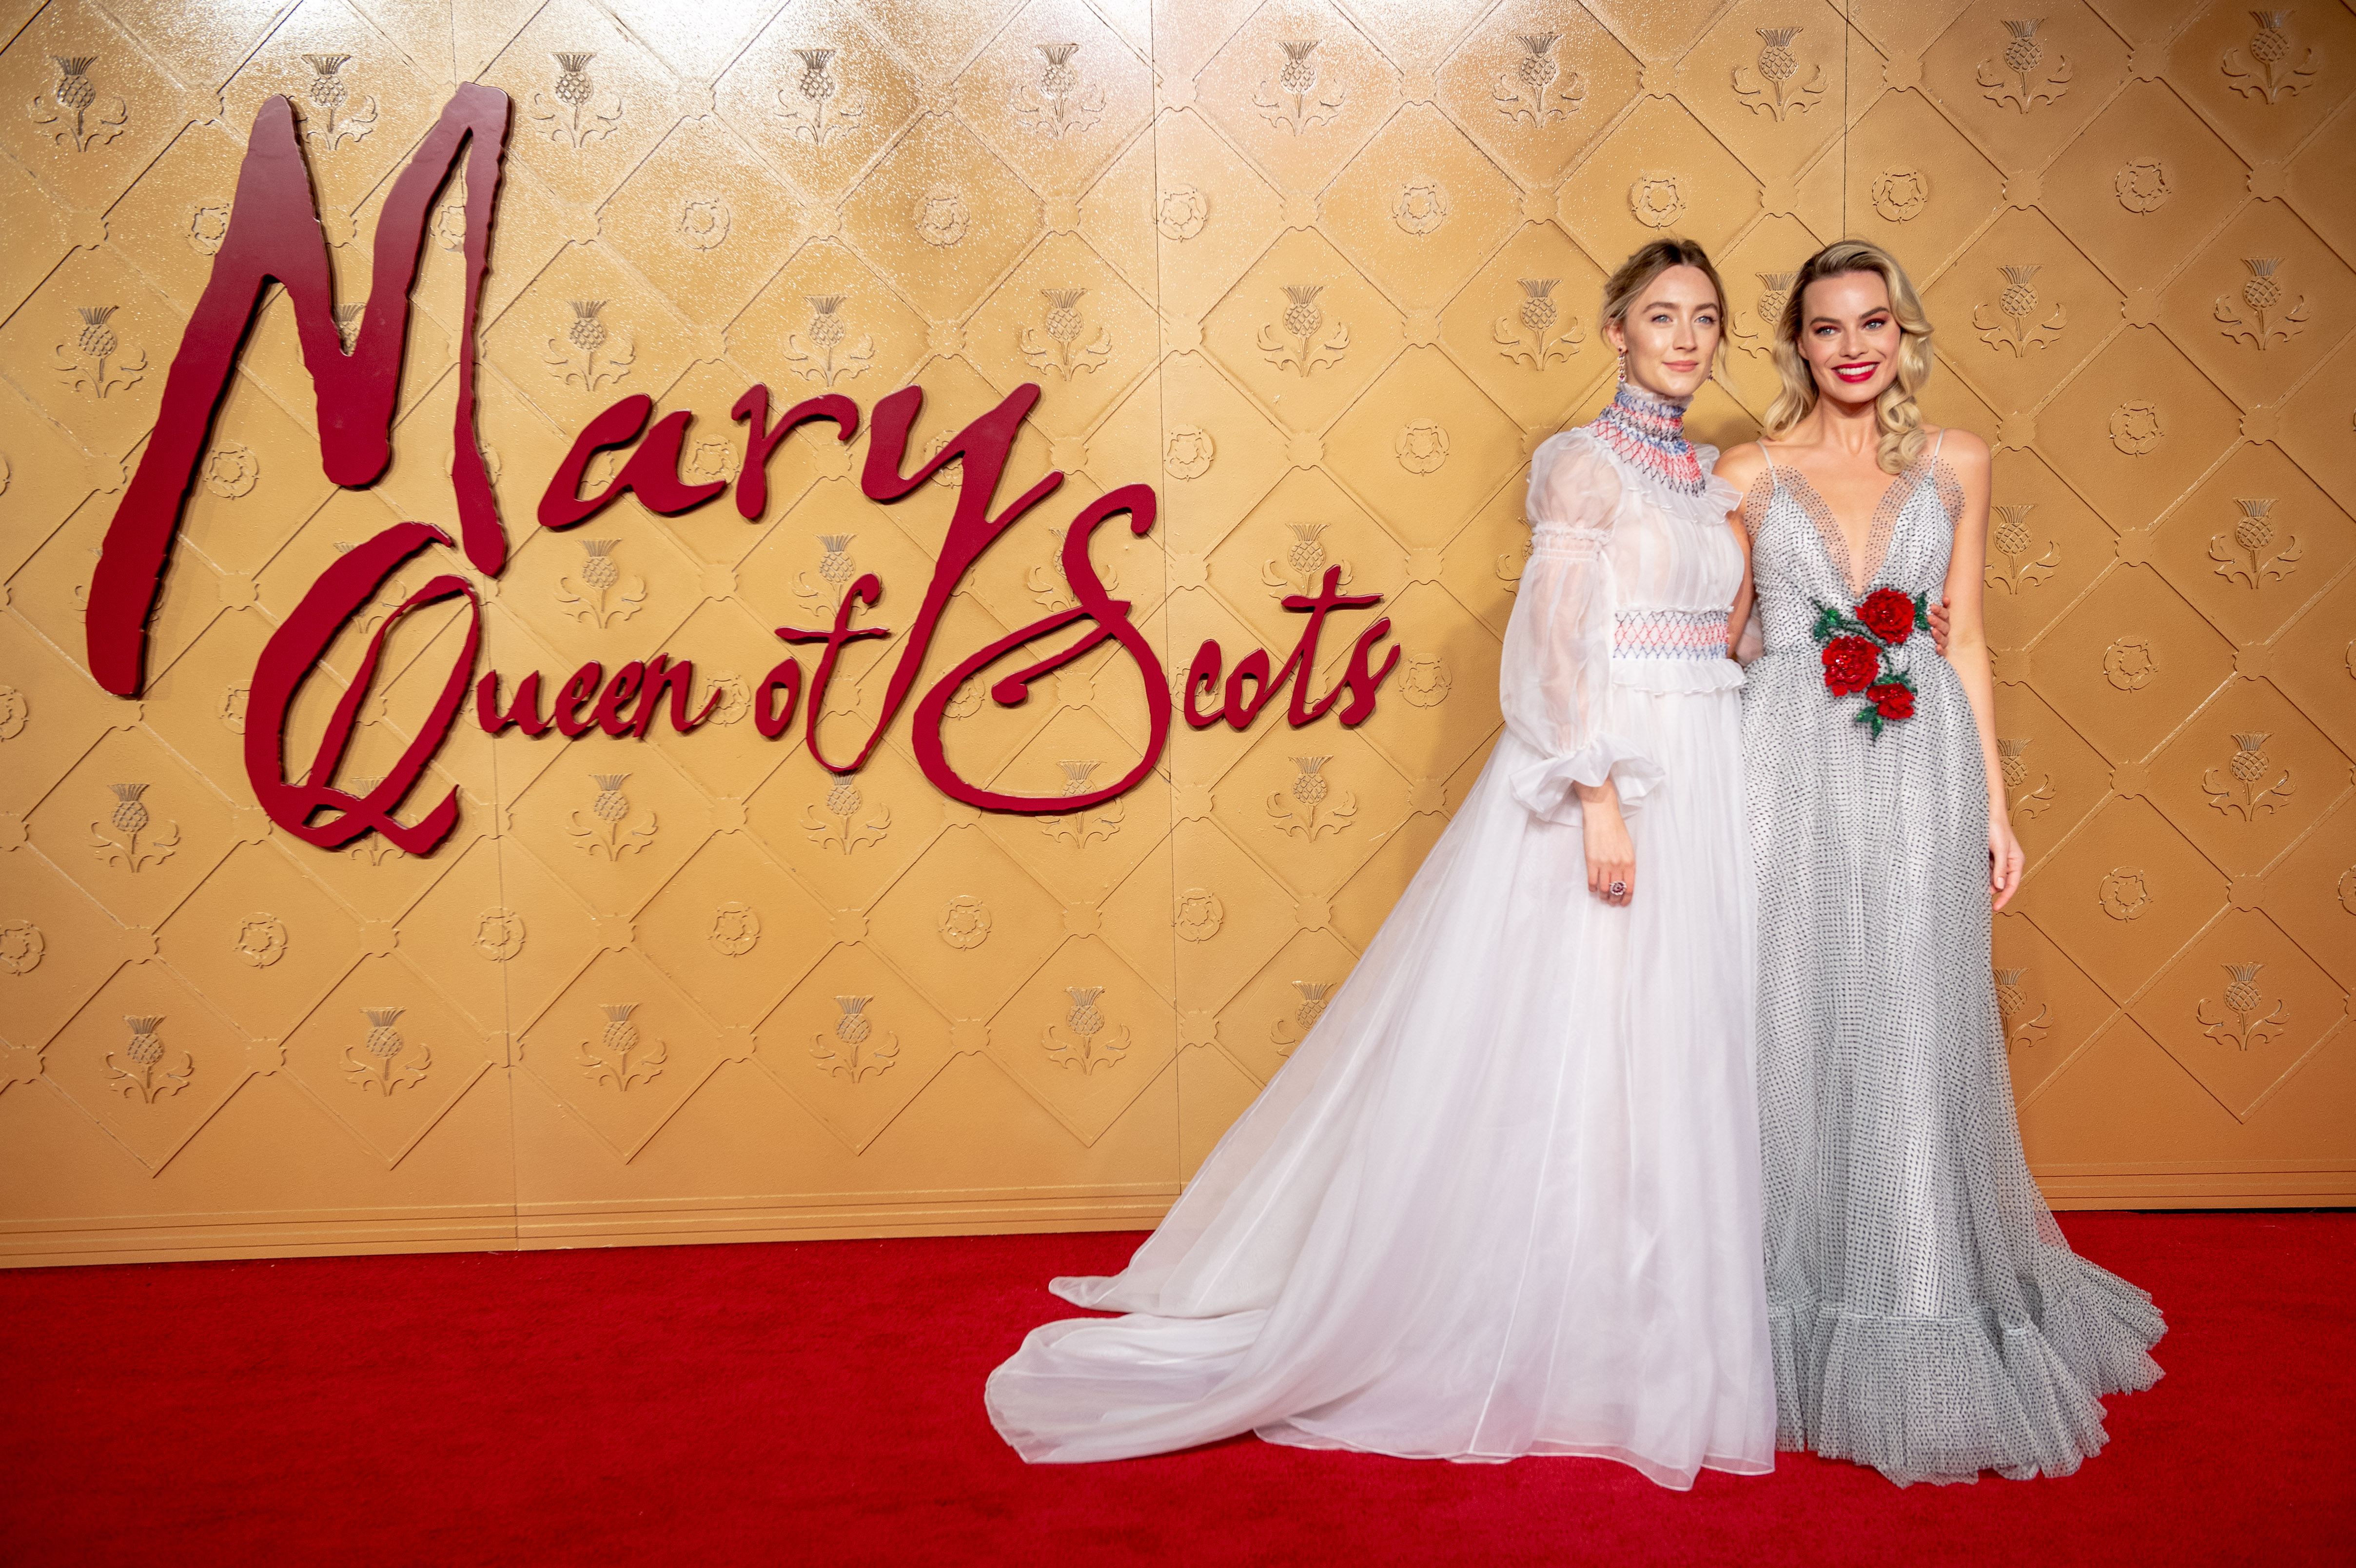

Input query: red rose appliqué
[1867,681,1915,721]
[1857,588,1916,645]
[1821,635,1879,697]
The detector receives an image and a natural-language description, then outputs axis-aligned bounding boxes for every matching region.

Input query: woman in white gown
[985,242,1773,1488]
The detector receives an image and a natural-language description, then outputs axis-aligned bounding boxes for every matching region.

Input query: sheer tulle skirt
[985,686,1775,1487]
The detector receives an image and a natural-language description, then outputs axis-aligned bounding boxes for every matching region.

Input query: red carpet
[2,1212,2347,1567]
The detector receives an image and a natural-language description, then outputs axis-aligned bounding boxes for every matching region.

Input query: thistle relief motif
[776,48,864,147]
[332,302,364,353]
[0,921,43,976]
[1494,278,1584,368]
[474,908,527,962]
[2214,258,2309,352]
[1978,18,2072,112]
[543,300,634,391]
[784,295,874,387]
[52,306,146,399]
[1985,505,2060,593]
[1997,739,2055,821]
[30,56,127,151]
[1040,761,1125,849]
[1734,27,1825,119]
[1257,40,1346,135]
[346,1006,430,1094]
[1164,426,1215,479]
[1028,526,1121,611]
[2203,732,2294,819]
[2103,637,2158,692]
[797,533,863,616]
[1270,980,1332,1055]
[1021,289,1113,379]
[555,536,646,627]
[567,773,658,860]
[91,783,178,871]
[1043,986,1129,1074]
[803,778,889,856]
[1870,168,1930,223]
[1627,172,1686,230]
[107,1015,191,1103]
[2115,158,2172,213]
[232,914,288,968]
[530,51,623,150]
[2109,401,2164,454]
[1975,266,2065,355]
[578,1003,665,1091]
[1174,889,1224,943]
[2222,10,2319,102]
[2099,867,2152,922]
[1014,43,1105,137]
[1268,756,1355,840]
[1994,969,2052,1052]
[1731,273,1796,361]
[812,995,897,1082]
[1260,284,1349,377]
[1397,654,1452,708]
[297,54,377,150]
[1263,522,1353,598]
[709,902,761,956]
[2209,498,2302,588]
[2198,963,2287,1052]
[0,686,26,741]
[1395,421,1448,475]
[938,895,992,949]
[1393,178,1449,235]
[1493,31,1584,124]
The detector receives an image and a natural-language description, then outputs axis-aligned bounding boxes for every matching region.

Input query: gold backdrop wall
[0,0,2349,1267]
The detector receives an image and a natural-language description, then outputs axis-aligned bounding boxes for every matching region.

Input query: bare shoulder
[1926,423,1990,474]
[1715,440,1770,494]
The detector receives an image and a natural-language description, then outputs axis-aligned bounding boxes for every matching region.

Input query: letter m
[86,85,510,697]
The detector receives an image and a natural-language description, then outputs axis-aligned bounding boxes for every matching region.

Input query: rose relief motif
[1163,425,1215,479]
[188,203,232,255]
[1174,889,1224,942]
[204,445,260,498]
[218,684,249,733]
[1393,177,1449,235]
[939,895,992,949]
[1156,185,1209,240]
[1395,420,1448,474]
[913,185,968,247]
[31,55,128,151]
[2115,158,2172,213]
[1397,654,1451,707]
[710,902,762,956]
[1493,31,1584,124]
[2103,637,2158,691]
[1870,167,1930,222]
[2109,401,2163,454]
[699,672,750,726]
[232,914,288,968]
[474,908,527,961]
[2099,867,2152,921]
[1627,171,1687,230]
[679,195,731,251]
[0,921,43,976]
[0,686,26,741]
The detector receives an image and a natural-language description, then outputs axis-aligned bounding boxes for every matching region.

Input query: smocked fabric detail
[1590,382,1708,496]
[1614,607,1730,661]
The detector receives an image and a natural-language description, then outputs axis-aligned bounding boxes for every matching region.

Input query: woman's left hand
[1989,814,2024,911]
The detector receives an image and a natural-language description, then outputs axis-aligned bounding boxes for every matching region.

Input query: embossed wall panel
[1,0,2349,1267]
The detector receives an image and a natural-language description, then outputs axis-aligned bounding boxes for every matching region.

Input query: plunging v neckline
[1762,448,1923,598]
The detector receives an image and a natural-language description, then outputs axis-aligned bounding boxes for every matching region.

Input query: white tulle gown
[985,385,1774,1488]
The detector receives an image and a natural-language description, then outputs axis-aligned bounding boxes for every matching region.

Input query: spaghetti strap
[1929,428,1946,460]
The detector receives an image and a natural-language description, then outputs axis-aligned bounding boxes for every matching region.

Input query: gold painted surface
[0,0,2350,1267]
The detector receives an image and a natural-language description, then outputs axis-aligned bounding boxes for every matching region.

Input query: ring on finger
[1608,880,1627,898]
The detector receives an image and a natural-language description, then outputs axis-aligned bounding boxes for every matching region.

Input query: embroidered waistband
[1613,607,1729,661]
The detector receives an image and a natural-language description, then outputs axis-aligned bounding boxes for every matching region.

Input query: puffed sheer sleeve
[1499,433,1665,826]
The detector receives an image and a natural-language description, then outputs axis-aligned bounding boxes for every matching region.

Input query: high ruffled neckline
[1589,380,1707,495]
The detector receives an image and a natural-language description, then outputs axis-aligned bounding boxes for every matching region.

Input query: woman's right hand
[1577,784,1634,906]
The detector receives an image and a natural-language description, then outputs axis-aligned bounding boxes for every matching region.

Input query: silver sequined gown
[1740,441,2165,1486]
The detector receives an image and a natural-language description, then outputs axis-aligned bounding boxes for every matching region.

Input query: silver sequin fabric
[1739,445,2166,1486]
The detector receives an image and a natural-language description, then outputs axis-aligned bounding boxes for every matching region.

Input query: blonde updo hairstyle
[1598,238,1730,371]
[1766,239,1935,474]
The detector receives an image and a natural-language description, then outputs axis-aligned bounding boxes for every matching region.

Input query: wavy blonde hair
[1766,240,1934,474]
[1599,237,1729,371]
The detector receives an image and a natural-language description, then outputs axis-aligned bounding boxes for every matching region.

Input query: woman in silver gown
[1719,240,2165,1486]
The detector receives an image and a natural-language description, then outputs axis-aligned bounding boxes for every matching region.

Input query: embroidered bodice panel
[1589,381,1709,495]
[1741,450,1963,657]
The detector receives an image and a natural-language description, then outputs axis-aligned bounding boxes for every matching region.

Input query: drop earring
[1615,348,1627,384]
